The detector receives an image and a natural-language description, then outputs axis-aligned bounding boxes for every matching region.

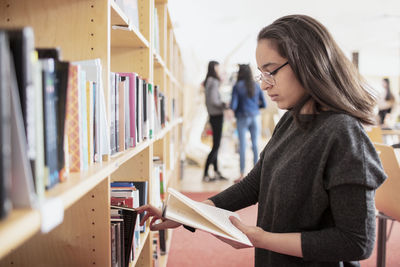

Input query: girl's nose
[261,80,273,91]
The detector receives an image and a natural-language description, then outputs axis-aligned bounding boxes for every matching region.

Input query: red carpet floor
[167,192,400,267]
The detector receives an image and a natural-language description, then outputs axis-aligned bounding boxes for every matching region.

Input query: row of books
[110,181,148,267]
[108,157,168,267]
[109,72,167,156]
[0,26,171,222]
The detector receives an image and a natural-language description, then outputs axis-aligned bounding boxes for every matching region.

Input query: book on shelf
[118,78,125,152]
[110,182,141,256]
[111,218,125,267]
[164,188,252,247]
[8,31,38,209]
[40,58,60,189]
[123,76,130,150]
[111,205,139,267]
[65,64,83,172]
[118,72,137,148]
[132,181,148,232]
[110,222,117,267]
[37,48,70,182]
[7,28,36,186]
[136,76,143,143]
[110,72,117,155]
[73,59,110,162]
[0,32,13,219]
[31,51,45,200]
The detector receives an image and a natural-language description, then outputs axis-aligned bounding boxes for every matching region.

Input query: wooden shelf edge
[110,1,129,26]
[111,139,152,166]
[111,26,150,49]
[154,52,166,69]
[46,162,117,210]
[154,117,183,141]
[0,209,41,260]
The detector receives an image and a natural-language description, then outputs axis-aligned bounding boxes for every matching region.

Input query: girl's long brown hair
[258,14,377,125]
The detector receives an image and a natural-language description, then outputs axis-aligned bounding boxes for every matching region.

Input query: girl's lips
[269,94,279,101]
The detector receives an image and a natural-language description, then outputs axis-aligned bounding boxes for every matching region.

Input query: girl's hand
[228,216,266,248]
[213,235,253,249]
[136,204,181,231]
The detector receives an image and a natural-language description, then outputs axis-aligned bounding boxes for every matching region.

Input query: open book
[164,188,252,247]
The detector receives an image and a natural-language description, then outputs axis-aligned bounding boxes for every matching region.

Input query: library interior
[0,0,400,267]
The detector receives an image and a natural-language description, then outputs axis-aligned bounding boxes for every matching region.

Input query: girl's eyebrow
[258,62,275,71]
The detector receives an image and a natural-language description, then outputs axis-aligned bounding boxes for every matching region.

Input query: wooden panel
[111,146,152,181]
[111,26,149,49]
[135,233,152,267]
[155,3,167,59]
[110,0,129,26]
[46,161,115,210]
[154,66,166,91]
[138,0,151,42]
[0,0,107,62]
[0,210,41,260]
[154,138,166,162]
[0,179,110,267]
[111,47,151,79]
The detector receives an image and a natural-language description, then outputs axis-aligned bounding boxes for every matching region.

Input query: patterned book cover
[65,65,82,172]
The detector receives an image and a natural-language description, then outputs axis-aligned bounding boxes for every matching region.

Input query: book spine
[0,32,12,219]
[115,74,120,152]
[65,65,82,172]
[41,59,59,188]
[129,73,136,148]
[110,72,116,155]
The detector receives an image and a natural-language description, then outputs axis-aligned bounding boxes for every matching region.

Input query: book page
[166,188,252,246]
[166,195,245,243]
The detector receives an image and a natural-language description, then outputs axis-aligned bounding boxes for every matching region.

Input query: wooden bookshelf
[0,0,184,266]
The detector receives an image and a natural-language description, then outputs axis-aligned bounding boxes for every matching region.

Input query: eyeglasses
[255,61,289,86]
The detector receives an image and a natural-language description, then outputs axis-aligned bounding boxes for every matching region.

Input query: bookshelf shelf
[0,0,184,266]
[111,27,150,49]
[110,1,129,27]
[154,52,166,69]
[0,210,41,259]
[45,163,117,210]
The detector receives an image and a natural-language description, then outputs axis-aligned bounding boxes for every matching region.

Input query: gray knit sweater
[210,111,386,267]
[205,77,225,116]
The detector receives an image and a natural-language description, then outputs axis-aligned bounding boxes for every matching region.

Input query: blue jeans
[236,115,260,174]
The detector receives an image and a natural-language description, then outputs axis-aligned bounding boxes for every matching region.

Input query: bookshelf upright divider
[0,0,184,266]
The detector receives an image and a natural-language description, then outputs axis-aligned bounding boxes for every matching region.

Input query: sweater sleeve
[301,117,387,261]
[209,147,265,211]
[301,185,376,261]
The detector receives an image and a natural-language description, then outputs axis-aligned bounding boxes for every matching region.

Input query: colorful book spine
[65,65,82,172]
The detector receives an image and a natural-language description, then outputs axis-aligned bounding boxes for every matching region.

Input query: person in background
[231,64,266,183]
[202,60,228,182]
[377,77,395,125]
[137,14,387,266]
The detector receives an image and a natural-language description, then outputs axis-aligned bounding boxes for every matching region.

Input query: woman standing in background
[203,61,228,182]
[231,64,266,183]
[378,78,395,125]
